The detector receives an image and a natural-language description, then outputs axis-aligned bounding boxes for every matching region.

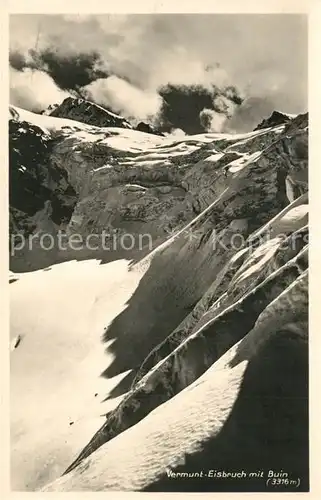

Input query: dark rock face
[135,121,164,136]
[9,119,79,271]
[254,110,293,130]
[9,119,77,248]
[49,97,133,129]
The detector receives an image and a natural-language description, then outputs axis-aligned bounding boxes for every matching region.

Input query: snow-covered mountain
[9,101,309,492]
[46,96,133,129]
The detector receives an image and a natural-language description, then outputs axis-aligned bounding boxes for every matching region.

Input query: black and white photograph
[8,8,309,493]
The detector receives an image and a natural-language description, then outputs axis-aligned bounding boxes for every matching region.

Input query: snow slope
[10,259,143,490]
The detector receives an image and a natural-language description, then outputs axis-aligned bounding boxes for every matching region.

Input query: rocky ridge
[254,110,294,130]
[48,96,133,129]
[9,104,307,272]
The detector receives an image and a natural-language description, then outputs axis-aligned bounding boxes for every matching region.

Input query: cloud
[9,50,32,71]
[83,76,163,123]
[199,108,228,132]
[225,96,286,133]
[157,82,243,134]
[165,128,186,138]
[10,67,71,113]
[29,49,111,92]
[9,14,307,132]
[10,46,111,93]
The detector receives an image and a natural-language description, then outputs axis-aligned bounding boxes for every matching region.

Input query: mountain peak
[254,110,295,131]
[48,97,132,129]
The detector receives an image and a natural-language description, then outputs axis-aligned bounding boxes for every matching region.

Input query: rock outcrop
[9,103,309,492]
[254,110,294,130]
[49,97,132,129]
[135,121,165,136]
[9,116,78,267]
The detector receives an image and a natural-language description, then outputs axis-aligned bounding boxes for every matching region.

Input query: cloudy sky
[9,14,307,132]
